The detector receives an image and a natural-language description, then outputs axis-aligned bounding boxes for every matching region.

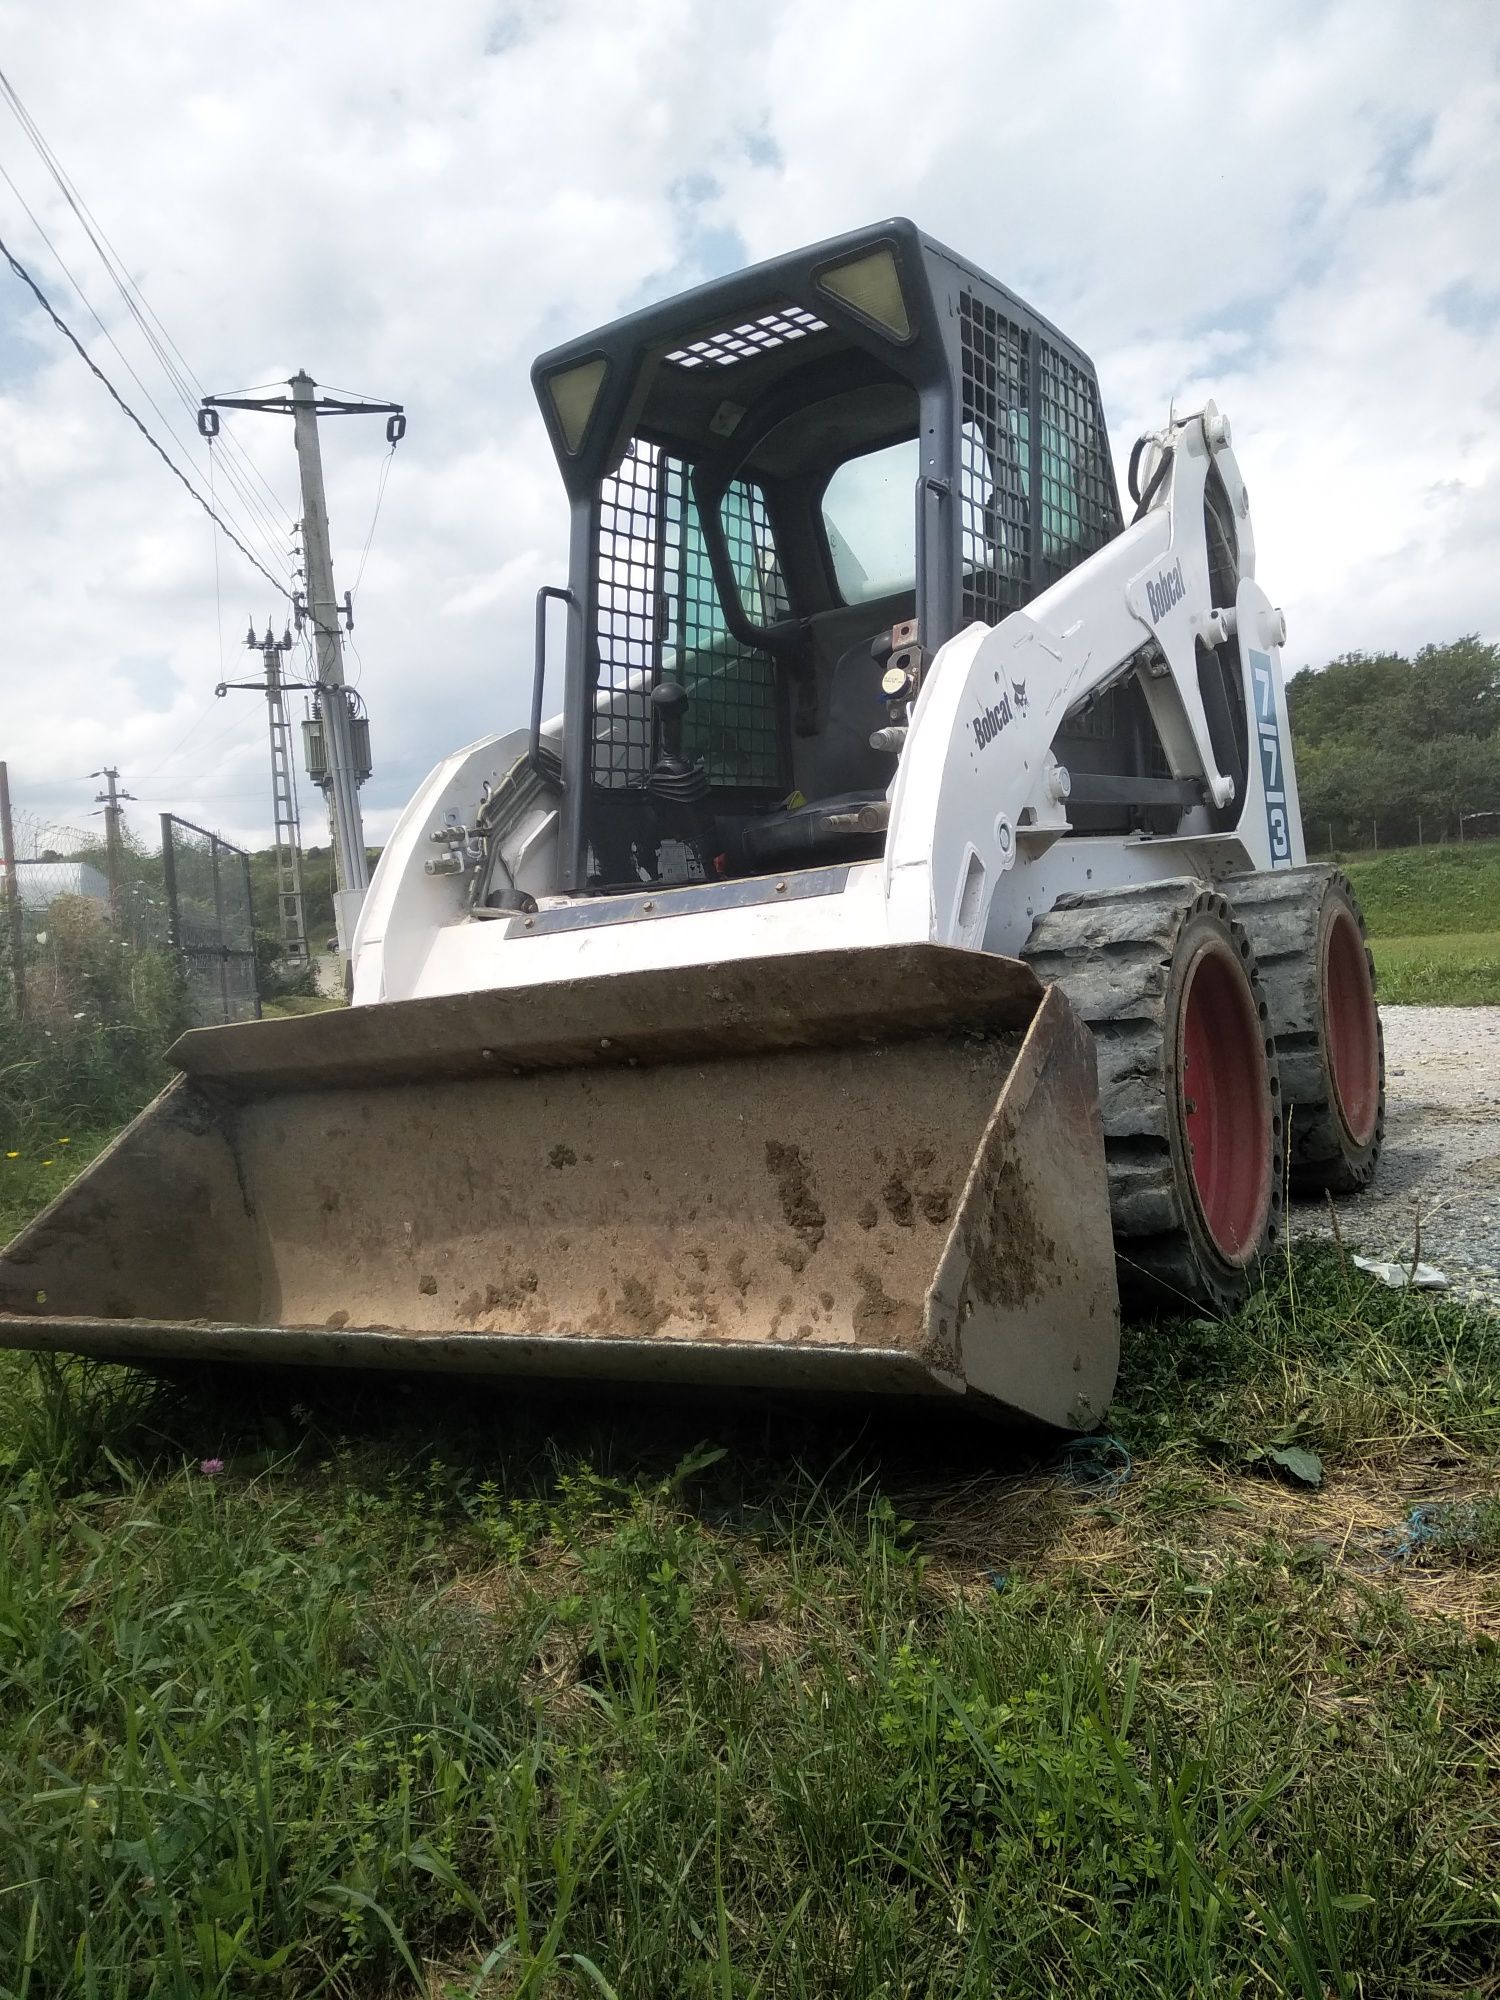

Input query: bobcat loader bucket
[0,945,1119,1428]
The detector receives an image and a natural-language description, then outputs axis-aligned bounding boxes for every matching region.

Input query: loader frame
[1,217,1360,1427]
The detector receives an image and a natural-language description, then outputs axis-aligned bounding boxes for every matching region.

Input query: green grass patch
[0,1237,1495,1997]
[1370,930,1500,1005]
[0,1126,115,1245]
[1113,1245,1500,1467]
[1342,839,1500,939]
[261,991,345,1018]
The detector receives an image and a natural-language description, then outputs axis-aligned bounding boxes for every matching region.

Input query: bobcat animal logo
[1010,678,1028,714]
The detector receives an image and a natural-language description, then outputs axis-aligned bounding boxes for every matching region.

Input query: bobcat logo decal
[1146,559,1187,623]
[972,678,1030,751]
[972,695,1011,749]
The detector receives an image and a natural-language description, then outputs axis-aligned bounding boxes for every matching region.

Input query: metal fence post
[241,844,262,1021]
[209,835,229,1023]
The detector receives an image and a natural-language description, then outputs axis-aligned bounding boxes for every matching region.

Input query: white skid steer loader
[0,221,1385,1427]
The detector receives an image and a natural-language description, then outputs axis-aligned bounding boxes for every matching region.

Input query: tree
[1405,637,1500,742]
[1288,637,1500,847]
[1286,651,1409,750]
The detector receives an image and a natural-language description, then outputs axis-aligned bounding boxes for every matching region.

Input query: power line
[0,229,291,600]
[133,789,274,802]
[0,163,293,586]
[0,71,298,595]
[352,454,396,600]
[135,686,232,781]
[135,702,265,783]
[0,115,294,564]
[0,66,295,543]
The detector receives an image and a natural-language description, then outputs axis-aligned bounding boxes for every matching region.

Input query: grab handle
[532,585,575,778]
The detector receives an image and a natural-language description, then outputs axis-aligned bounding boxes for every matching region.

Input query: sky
[0,0,1497,854]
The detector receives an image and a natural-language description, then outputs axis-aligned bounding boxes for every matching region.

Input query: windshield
[820,438,918,603]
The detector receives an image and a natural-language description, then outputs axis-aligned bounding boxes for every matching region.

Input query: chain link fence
[3,806,173,950]
[160,815,261,1026]
[2,781,261,1030]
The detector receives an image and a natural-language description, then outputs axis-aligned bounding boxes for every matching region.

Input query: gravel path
[1290,1006,1500,1307]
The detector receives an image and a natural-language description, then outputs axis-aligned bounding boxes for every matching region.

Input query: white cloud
[0,0,1495,853]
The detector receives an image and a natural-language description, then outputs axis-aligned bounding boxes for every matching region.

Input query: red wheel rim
[1179,942,1272,1262]
[1324,908,1379,1146]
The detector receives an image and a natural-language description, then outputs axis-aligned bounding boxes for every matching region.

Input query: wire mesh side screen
[959,290,1124,620]
[161,814,260,1026]
[959,291,1032,629]
[590,439,787,794]
[1037,344,1122,587]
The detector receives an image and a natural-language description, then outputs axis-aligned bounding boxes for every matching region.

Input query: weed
[1114,1243,1500,1469]
[1,892,185,1165]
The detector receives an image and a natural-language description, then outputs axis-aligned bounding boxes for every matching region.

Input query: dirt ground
[1291,1005,1500,1306]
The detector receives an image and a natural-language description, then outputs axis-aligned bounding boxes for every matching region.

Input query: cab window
[820,439,918,604]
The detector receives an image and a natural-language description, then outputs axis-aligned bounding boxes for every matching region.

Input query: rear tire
[1024,881,1283,1314]
[1224,867,1385,1195]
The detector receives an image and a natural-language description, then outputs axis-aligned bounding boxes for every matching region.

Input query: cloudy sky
[0,0,1496,853]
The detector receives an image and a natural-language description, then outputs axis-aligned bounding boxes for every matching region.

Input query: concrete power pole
[0,760,25,1019]
[91,765,134,926]
[199,376,405,962]
[290,372,367,954]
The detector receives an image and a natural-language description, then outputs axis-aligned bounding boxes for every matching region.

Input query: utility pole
[216,621,310,965]
[91,765,134,926]
[291,371,367,954]
[0,761,25,1020]
[200,376,404,960]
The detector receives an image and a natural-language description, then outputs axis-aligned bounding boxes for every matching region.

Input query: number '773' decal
[1249,648,1291,867]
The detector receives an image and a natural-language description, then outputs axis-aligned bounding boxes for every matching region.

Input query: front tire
[1024,881,1283,1313]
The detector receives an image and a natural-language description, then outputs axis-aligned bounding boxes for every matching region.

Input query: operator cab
[531,219,1145,895]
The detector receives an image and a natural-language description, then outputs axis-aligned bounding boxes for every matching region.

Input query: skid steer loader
[0,220,1386,1427]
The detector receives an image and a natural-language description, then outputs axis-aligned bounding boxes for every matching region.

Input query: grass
[262,992,345,1018]
[1334,841,1500,1004]
[0,959,337,1244]
[0,1127,114,1245]
[1369,931,1500,1006]
[0,1228,1495,1997]
[1342,841,1500,940]
[0,848,1494,1991]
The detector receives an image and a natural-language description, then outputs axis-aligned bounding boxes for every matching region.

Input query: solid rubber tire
[1224,867,1385,1196]
[1024,880,1283,1314]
